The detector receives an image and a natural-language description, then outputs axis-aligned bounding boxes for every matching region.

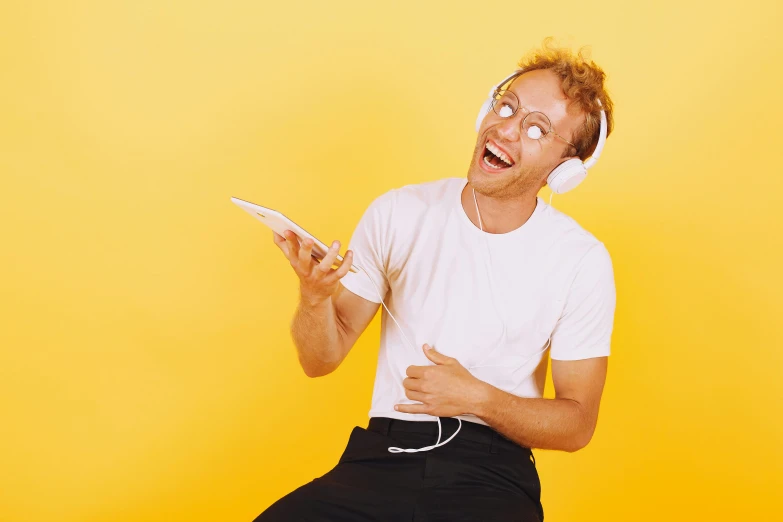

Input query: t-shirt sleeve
[338,194,391,304]
[549,242,617,361]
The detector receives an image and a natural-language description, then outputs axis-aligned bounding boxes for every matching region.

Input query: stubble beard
[467,146,546,200]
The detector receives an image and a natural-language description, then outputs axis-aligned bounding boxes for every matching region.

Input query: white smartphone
[231,196,360,273]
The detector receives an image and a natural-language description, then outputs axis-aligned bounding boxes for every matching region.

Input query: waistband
[367,416,528,454]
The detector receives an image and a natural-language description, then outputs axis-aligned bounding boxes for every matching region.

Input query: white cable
[348,187,553,453]
[470,190,553,376]
[472,188,511,339]
[352,263,462,453]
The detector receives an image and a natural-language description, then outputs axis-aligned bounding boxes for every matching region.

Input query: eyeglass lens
[491,90,551,140]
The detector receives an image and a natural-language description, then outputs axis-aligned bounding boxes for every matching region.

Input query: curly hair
[516,37,614,161]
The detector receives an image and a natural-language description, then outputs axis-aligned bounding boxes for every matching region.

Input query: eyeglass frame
[489,87,577,149]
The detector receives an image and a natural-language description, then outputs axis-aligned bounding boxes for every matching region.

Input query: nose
[495,111,522,142]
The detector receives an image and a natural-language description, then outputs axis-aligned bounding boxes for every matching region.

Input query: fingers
[283,230,301,260]
[324,250,354,282]
[395,403,429,414]
[297,237,315,269]
[405,365,426,378]
[276,230,353,290]
[333,250,354,278]
[402,376,424,392]
[423,345,453,365]
[317,240,341,274]
[272,232,289,256]
[403,389,428,402]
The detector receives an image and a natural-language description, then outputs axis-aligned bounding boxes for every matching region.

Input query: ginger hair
[516,37,614,160]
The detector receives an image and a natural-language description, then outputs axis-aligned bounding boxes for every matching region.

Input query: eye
[498,104,514,118]
[526,125,543,140]
[492,89,519,118]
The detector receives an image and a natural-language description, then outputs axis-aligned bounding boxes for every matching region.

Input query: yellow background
[1,1,781,520]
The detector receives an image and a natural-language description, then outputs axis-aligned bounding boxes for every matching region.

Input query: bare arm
[274,231,380,378]
[398,348,608,452]
[291,283,379,377]
[472,356,608,452]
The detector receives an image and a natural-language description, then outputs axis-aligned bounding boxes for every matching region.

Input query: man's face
[467,69,585,199]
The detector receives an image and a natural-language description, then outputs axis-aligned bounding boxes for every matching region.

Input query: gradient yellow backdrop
[1,1,780,521]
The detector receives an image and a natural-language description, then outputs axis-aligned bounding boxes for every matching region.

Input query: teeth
[486,141,513,166]
[483,156,505,169]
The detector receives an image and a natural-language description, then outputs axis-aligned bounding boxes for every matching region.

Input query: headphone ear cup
[547,159,587,194]
[475,98,493,132]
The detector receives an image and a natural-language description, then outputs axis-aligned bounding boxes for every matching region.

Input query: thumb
[423,344,450,364]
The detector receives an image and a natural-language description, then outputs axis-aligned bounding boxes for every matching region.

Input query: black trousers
[254,416,544,522]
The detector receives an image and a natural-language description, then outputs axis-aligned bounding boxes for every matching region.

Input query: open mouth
[482,140,515,171]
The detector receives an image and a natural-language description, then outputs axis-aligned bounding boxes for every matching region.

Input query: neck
[462,183,538,234]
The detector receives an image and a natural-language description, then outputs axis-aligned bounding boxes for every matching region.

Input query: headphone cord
[352,264,463,453]
[472,187,553,372]
[350,185,554,454]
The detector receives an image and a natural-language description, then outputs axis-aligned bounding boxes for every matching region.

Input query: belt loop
[380,417,392,436]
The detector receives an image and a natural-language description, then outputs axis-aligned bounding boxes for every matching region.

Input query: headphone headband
[583,99,606,169]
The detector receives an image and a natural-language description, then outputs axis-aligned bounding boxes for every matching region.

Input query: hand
[272,230,354,307]
[396,344,489,417]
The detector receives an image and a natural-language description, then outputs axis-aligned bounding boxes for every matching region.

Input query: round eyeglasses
[490,89,576,147]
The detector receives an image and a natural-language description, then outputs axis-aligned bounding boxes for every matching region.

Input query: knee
[251,482,315,522]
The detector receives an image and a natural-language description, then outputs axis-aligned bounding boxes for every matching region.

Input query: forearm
[471,384,594,452]
[290,295,345,378]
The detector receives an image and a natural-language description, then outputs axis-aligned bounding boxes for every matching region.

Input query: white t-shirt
[339,177,616,426]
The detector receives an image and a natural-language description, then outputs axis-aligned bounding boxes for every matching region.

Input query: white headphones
[475,70,608,194]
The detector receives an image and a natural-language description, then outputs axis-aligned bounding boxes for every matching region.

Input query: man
[255,39,616,522]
